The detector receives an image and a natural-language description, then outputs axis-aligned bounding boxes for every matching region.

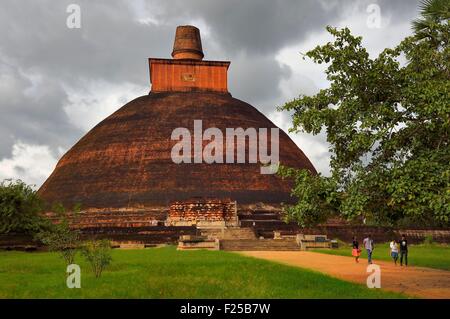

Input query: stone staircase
[220,238,299,251]
[199,226,300,251]
[200,227,256,240]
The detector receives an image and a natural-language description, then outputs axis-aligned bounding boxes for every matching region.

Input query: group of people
[351,234,409,266]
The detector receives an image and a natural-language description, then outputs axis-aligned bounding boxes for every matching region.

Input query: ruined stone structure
[166,198,238,228]
[36,25,317,247]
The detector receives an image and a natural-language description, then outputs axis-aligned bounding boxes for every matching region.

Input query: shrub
[36,219,80,265]
[35,203,81,265]
[0,179,48,234]
[81,240,112,278]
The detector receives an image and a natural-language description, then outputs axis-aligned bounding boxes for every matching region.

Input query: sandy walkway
[240,251,450,299]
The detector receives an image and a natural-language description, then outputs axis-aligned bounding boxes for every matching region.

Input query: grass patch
[0,246,406,298]
[313,243,450,271]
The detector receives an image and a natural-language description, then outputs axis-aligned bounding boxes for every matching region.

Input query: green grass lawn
[0,246,406,298]
[314,243,450,271]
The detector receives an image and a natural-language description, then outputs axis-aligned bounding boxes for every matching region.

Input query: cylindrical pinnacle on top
[171,25,204,60]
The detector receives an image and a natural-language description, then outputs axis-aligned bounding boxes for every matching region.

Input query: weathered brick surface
[150,59,229,93]
[37,91,316,212]
[167,198,238,226]
[37,25,316,231]
[171,25,204,60]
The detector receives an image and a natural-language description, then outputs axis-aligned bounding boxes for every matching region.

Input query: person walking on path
[400,235,408,267]
[352,236,361,263]
[363,235,374,264]
[390,239,399,265]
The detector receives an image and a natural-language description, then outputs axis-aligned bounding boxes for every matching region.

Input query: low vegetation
[0,246,405,298]
[35,218,80,266]
[0,179,48,235]
[81,240,112,278]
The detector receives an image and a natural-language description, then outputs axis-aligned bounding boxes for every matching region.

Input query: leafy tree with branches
[413,0,449,40]
[0,179,48,234]
[279,0,449,227]
[36,203,81,265]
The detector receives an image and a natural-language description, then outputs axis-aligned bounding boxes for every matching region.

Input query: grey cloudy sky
[0,0,420,187]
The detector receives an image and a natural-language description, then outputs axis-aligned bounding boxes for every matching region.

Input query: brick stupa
[38,26,316,235]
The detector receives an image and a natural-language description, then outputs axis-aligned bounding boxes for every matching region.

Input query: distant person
[400,235,408,267]
[390,239,399,265]
[352,236,361,263]
[363,234,374,264]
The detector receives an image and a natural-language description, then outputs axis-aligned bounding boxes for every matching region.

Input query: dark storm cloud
[145,0,419,55]
[0,0,420,181]
[0,0,164,157]
[0,60,82,158]
[142,0,348,108]
[0,0,173,86]
[0,0,345,158]
[140,0,419,108]
[228,53,292,107]
[145,0,343,55]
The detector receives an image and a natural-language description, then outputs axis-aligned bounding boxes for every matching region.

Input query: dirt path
[240,251,450,298]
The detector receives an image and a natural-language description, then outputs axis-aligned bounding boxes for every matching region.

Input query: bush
[35,203,81,265]
[0,179,48,234]
[36,219,80,265]
[81,240,112,278]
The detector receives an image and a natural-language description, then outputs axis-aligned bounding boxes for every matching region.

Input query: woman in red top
[352,236,361,263]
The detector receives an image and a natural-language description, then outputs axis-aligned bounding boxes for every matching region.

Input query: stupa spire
[171,25,204,60]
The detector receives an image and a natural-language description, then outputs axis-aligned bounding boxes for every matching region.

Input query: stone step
[220,239,299,251]
[238,214,280,221]
[256,230,300,239]
[200,227,256,240]
[47,213,167,220]
[238,210,281,215]
[240,220,299,228]
[116,243,146,249]
[73,221,159,228]
[240,220,285,225]
[80,225,195,232]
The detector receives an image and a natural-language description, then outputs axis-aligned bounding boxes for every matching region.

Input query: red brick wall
[168,198,236,222]
[149,59,229,93]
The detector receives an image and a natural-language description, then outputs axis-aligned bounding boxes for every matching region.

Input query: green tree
[279,1,449,227]
[278,167,339,227]
[0,179,48,234]
[36,203,81,265]
[413,0,450,40]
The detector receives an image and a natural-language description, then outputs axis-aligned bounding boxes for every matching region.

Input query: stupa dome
[38,25,316,213]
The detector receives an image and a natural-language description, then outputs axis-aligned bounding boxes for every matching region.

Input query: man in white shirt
[363,235,374,264]
[390,240,399,265]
